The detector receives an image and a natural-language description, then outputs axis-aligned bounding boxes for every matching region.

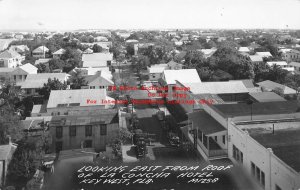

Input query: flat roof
[249,128,300,172]
[249,92,286,102]
[212,101,299,118]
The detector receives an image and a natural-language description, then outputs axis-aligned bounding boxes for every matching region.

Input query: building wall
[0,58,21,68]
[51,123,119,153]
[47,105,107,116]
[228,123,300,190]
[149,73,162,81]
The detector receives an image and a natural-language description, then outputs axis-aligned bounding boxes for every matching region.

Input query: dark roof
[249,128,300,172]
[249,92,286,102]
[187,111,226,136]
[212,101,299,118]
[49,109,118,126]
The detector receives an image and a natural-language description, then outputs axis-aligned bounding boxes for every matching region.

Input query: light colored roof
[148,66,166,74]
[35,58,51,65]
[0,49,21,59]
[267,61,287,67]
[19,63,38,74]
[249,55,263,62]
[257,80,297,94]
[47,89,114,108]
[255,52,272,57]
[32,46,49,53]
[199,48,217,58]
[163,69,201,85]
[9,45,29,52]
[82,53,113,68]
[182,81,249,94]
[53,48,66,55]
[279,48,292,54]
[70,67,111,76]
[0,39,14,51]
[238,47,250,52]
[83,48,93,54]
[84,71,114,86]
[126,39,139,43]
[21,73,69,89]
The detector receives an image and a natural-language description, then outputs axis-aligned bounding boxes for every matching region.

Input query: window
[69,126,76,137]
[261,171,265,187]
[100,124,107,136]
[214,136,217,141]
[251,161,265,188]
[233,144,243,164]
[152,76,155,78]
[222,135,226,144]
[18,75,22,80]
[251,162,255,176]
[56,126,63,138]
[85,140,92,148]
[85,125,92,136]
[240,152,243,163]
[14,75,16,81]
[90,86,95,89]
[55,141,62,152]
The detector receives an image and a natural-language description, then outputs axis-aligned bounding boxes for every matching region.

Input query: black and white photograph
[0,0,300,189]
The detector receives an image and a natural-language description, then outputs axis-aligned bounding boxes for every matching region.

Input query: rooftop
[182,81,249,94]
[257,80,297,95]
[32,46,49,53]
[47,89,114,108]
[249,92,286,102]
[255,52,272,57]
[212,101,299,118]
[249,127,300,172]
[249,55,263,62]
[82,53,113,68]
[163,69,201,85]
[53,48,66,55]
[49,109,118,126]
[0,49,21,59]
[21,73,69,89]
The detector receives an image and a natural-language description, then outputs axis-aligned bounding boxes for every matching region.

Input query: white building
[32,46,49,58]
[0,50,24,68]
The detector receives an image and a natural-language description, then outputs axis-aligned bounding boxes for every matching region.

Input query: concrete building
[267,61,294,72]
[280,49,300,63]
[49,110,119,152]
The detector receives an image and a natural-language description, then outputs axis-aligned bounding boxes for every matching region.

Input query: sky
[0,0,300,31]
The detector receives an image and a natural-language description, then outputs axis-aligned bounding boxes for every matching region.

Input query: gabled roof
[163,69,201,85]
[21,73,69,89]
[19,63,38,74]
[183,81,249,94]
[199,48,217,58]
[0,49,21,59]
[53,48,66,55]
[249,55,263,62]
[84,71,114,86]
[32,46,49,53]
[69,67,111,76]
[9,45,29,52]
[82,53,113,68]
[83,48,93,54]
[256,80,297,94]
[47,89,114,108]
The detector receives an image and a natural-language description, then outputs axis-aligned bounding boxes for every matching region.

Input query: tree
[126,45,135,57]
[184,50,206,69]
[38,78,67,100]
[92,44,102,53]
[69,70,87,89]
[36,63,50,73]
[48,59,64,71]
[0,82,23,144]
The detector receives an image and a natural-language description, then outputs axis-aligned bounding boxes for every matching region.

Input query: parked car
[168,132,180,147]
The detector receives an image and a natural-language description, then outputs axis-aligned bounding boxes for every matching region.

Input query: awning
[183,111,227,137]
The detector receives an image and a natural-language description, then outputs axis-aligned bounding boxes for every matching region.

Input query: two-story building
[49,109,119,153]
[0,63,37,85]
[0,50,24,68]
[83,71,114,90]
[32,46,49,58]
